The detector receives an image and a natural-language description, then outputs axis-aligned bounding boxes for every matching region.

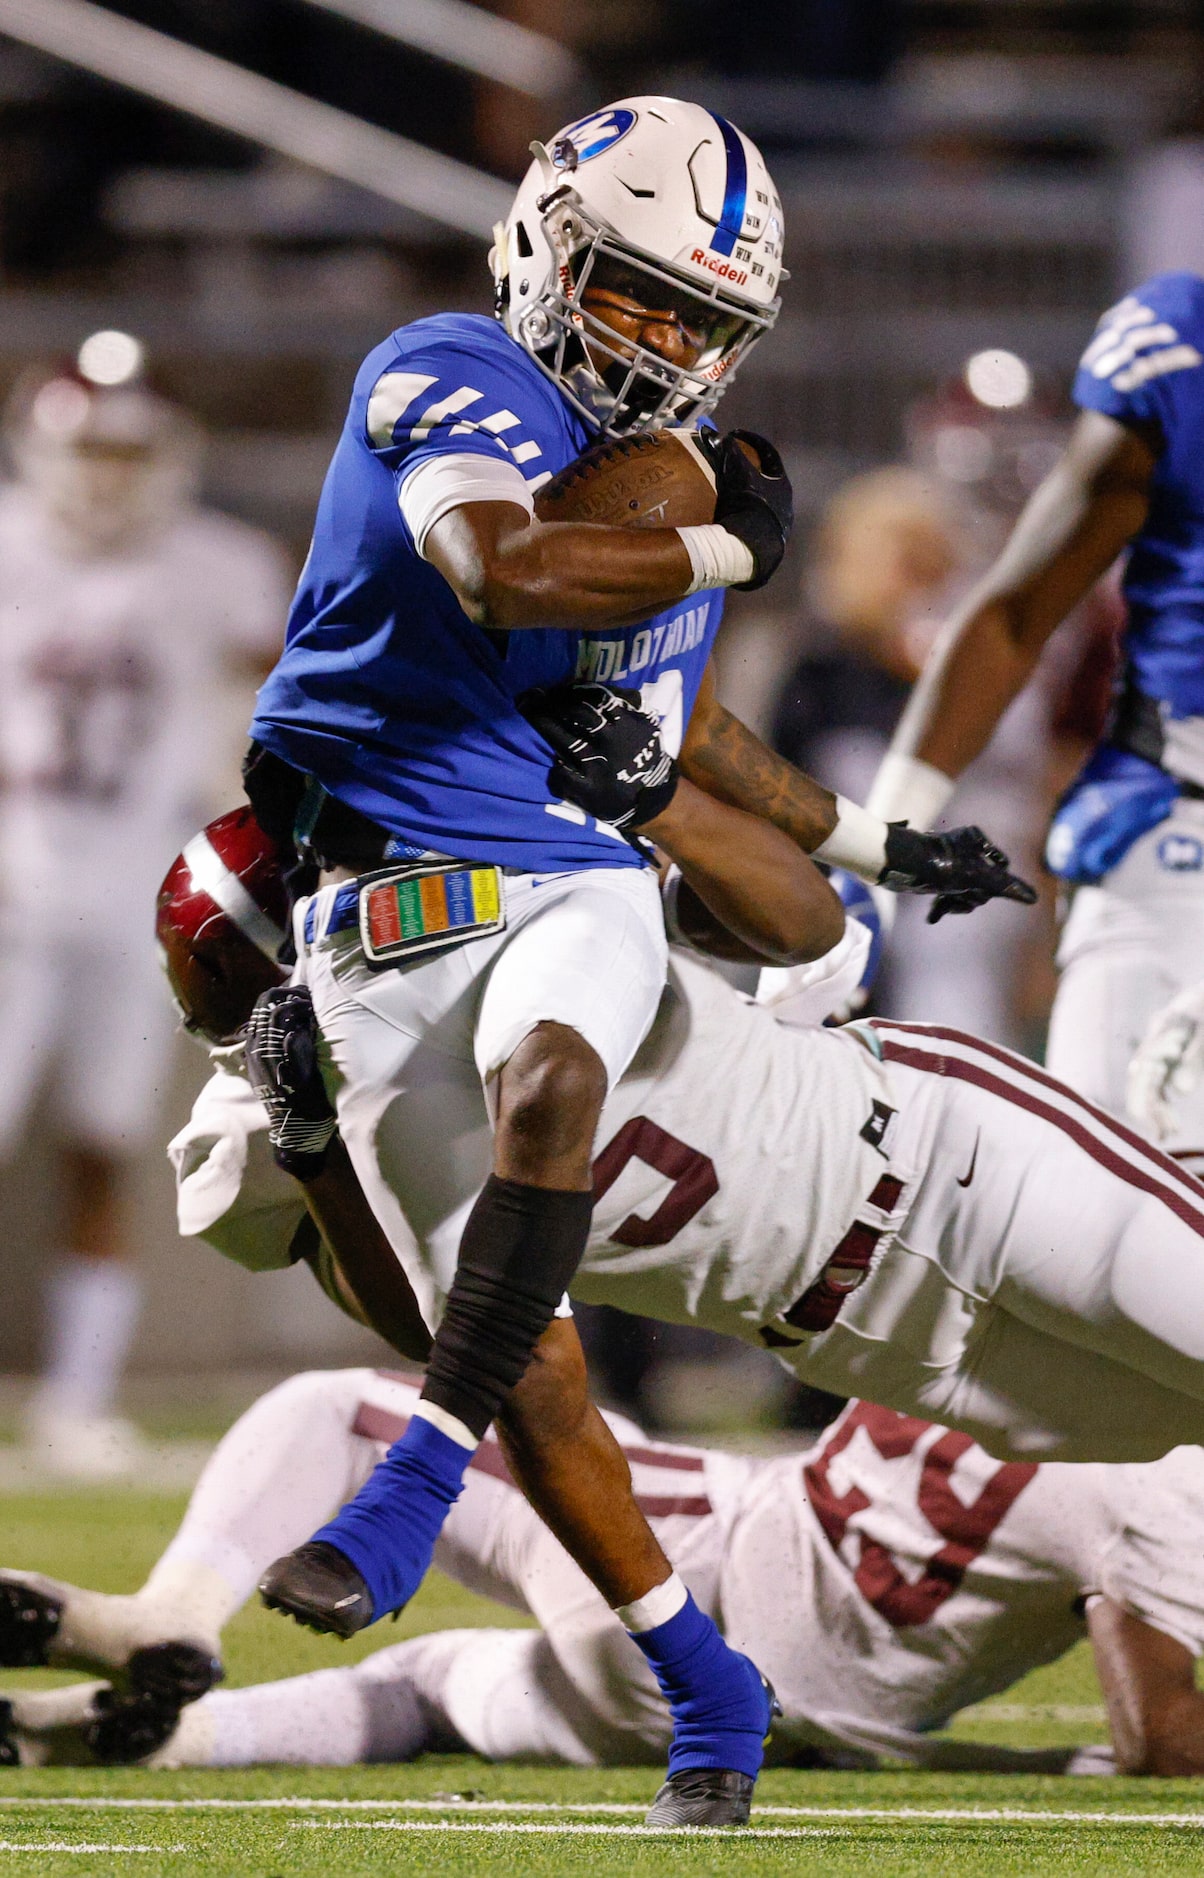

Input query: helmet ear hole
[514,220,534,259]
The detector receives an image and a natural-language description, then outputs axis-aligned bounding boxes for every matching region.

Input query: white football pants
[1047,801,1204,1172]
[297,866,667,1331]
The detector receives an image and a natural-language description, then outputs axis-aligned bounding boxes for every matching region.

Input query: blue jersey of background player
[251,312,723,870]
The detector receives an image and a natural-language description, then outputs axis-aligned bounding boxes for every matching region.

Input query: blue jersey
[1074,271,1204,740]
[1047,273,1204,880]
[251,313,723,870]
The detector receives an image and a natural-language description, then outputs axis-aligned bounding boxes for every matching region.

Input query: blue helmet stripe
[709,114,748,257]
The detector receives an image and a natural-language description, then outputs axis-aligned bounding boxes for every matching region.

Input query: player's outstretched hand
[520,681,679,829]
[1127,980,1204,1142]
[244,983,338,1181]
[701,429,793,591]
[879,823,1038,924]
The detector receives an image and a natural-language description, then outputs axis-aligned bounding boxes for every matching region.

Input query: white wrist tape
[677,523,756,594]
[411,1399,478,1452]
[866,752,955,832]
[813,795,889,883]
[616,1570,688,1634]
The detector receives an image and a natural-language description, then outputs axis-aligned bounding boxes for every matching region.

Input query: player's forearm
[301,1141,432,1363]
[453,512,696,631]
[643,776,845,964]
[679,694,840,851]
[877,413,1156,807]
[886,594,1048,783]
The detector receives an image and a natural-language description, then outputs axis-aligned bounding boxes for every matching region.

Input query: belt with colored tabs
[304,861,505,961]
[761,1172,904,1349]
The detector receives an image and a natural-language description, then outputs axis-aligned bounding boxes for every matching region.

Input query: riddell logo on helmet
[691,249,749,285]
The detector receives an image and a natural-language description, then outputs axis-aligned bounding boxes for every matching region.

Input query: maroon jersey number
[804,1399,1038,1628]
[592,1115,718,1247]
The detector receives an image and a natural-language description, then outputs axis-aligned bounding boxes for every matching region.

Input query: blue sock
[311,1415,473,1619]
[627,1591,771,1778]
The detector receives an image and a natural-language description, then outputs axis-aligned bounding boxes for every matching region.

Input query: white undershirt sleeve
[398,451,535,559]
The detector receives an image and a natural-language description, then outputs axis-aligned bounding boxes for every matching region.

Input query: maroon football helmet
[156,807,290,1045]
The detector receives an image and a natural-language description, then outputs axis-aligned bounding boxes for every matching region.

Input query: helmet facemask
[510,188,777,436]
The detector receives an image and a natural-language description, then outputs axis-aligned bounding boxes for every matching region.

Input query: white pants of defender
[788,1020,1204,1463]
[297,867,667,1331]
[1048,799,1204,1169]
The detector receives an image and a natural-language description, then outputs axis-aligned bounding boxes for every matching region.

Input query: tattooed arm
[679,662,840,852]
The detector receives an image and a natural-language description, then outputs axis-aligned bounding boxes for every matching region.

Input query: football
[534,427,719,529]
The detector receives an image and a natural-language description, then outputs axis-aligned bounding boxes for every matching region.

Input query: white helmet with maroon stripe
[156,807,290,1045]
[492,97,785,436]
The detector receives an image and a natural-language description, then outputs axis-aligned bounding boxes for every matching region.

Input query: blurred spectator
[772,465,958,806]
[0,339,290,1477]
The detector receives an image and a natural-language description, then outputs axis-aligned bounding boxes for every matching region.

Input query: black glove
[244,984,338,1181]
[699,429,793,590]
[519,682,678,830]
[880,823,1039,925]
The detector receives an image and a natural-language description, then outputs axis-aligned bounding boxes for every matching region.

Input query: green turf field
[2,1489,1203,1876]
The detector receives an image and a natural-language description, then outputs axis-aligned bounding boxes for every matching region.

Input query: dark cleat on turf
[0,1580,61,1670]
[258,1542,374,1640]
[645,1767,756,1828]
[84,1688,183,1766]
[127,1641,223,1707]
[0,1698,19,1766]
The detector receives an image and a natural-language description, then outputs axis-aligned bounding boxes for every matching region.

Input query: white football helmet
[6,364,201,555]
[492,97,785,436]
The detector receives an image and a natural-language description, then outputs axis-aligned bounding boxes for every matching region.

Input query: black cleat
[645,1767,756,1828]
[259,1542,374,1640]
[0,1580,61,1669]
[0,1699,18,1766]
[83,1688,182,1766]
[127,1641,223,1707]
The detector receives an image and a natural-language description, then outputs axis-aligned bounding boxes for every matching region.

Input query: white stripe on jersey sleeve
[366,371,438,447]
[411,385,485,442]
[1080,296,1157,370]
[1080,295,1204,392]
[1113,343,1203,391]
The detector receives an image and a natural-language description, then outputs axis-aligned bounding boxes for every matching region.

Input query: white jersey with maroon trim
[570,954,902,1338]
[380,1380,1204,1771]
[0,487,288,941]
[723,1397,1103,1765]
[174,957,1204,1464]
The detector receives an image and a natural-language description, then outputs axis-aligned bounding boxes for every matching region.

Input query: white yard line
[959,1703,1107,1724]
[0,1844,185,1854]
[296,1821,839,1838]
[2,1798,1204,1827]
